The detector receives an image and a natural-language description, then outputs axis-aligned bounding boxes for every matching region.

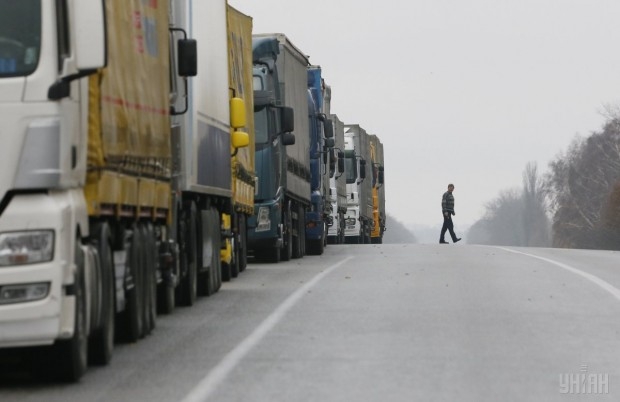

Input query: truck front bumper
[247,200,282,250]
[305,211,323,240]
[0,192,79,347]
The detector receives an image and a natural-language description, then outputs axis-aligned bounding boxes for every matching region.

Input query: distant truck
[344,125,373,243]
[0,0,248,381]
[248,34,308,262]
[369,135,386,244]
[305,66,334,255]
[322,86,347,244]
[170,0,250,303]
[223,5,255,279]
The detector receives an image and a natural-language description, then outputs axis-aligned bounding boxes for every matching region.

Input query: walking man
[439,183,461,244]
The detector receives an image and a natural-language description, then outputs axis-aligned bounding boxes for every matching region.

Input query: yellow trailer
[86,1,171,220]
[222,5,255,279]
[369,135,386,243]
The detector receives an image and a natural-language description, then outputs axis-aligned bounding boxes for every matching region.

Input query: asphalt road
[1,244,619,401]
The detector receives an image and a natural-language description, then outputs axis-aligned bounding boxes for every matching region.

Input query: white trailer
[344,125,373,243]
[327,112,347,244]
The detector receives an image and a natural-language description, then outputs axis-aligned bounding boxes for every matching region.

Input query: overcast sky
[228,0,620,230]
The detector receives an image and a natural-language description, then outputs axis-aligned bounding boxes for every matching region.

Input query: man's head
[447,184,454,192]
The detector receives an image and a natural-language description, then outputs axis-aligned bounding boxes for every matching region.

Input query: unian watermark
[559,364,609,395]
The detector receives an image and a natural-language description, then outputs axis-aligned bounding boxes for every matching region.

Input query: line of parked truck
[0,0,385,381]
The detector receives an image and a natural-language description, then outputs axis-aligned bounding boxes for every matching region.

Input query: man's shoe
[454,238,462,243]
[439,240,449,244]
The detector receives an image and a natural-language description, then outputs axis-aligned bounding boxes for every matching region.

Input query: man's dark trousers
[440,213,458,243]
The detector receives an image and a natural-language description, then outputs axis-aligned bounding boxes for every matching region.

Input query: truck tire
[198,207,218,295]
[177,203,197,306]
[56,239,88,382]
[281,206,292,261]
[157,271,175,314]
[213,209,223,292]
[141,223,157,334]
[231,228,239,279]
[307,239,324,255]
[197,208,211,295]
[292,205,302,259]
[238,216,247,272]
[299,207,306,256]
[156,230,175,315]
[259,247,280,263]
[121,225,144,342]
[88,223,115,366]
[221,261,231,282]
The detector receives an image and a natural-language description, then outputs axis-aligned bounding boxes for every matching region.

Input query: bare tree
[546,118,620,249]
[467,162,550,247]
[521,162,550,247]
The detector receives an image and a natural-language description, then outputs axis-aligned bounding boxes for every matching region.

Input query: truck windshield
[255,106,269,144]
[345,156,357,184]
[0,0,41,77]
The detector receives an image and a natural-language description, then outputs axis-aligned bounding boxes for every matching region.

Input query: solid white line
[497,247,620,302]
[181,255,355,402]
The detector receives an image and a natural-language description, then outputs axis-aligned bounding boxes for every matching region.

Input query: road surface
[1,244,619,401]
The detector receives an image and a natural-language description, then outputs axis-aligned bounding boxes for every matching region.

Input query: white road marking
[181,255,355,402]
[497,247,620,302]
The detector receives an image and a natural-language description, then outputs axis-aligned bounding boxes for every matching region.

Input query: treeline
[383,214,418,244]
[467,163,551,247]
[468,116,620,250]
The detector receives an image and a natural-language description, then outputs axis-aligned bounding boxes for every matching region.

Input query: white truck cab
[0,0,105,380]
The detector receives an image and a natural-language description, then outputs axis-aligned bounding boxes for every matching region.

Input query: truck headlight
[0,231,54,266]
[256,207,271,232]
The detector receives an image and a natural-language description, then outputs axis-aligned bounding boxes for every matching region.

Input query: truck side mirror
[323,119,334,138]
[378,166,384,185]
[329,149,336,176]
[280,107,294,133]
[282,132,295,146]
[324,138,335,148]
[178,39,197,77]
[232,130,250,149]
[230,97,246,129]
[74,0,107,70]
[337,151,345,173]
[50,0,106,100]
[359,159,366,180]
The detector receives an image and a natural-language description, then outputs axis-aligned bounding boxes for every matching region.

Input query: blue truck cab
[305,67,334,254]
[247,36,301,263]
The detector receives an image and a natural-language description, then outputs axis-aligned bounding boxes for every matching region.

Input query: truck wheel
[212,209,222,292]
[292,207,302,259]
[177,203,197,306]
[157,271,175,315]
[156,225,175,315]
[307,239,324,255]
[262,247,280,263]
[221,261,231,282]
[231,234,240,279]
[122,225,143,342]
[238,216,247,272]
[141,224,157,334]
[299,208,306,256]
[281,206,292,261]
[56,240,88,382]
[88,223,115,366]
[197,208,211,295]
[198,207,218,295]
